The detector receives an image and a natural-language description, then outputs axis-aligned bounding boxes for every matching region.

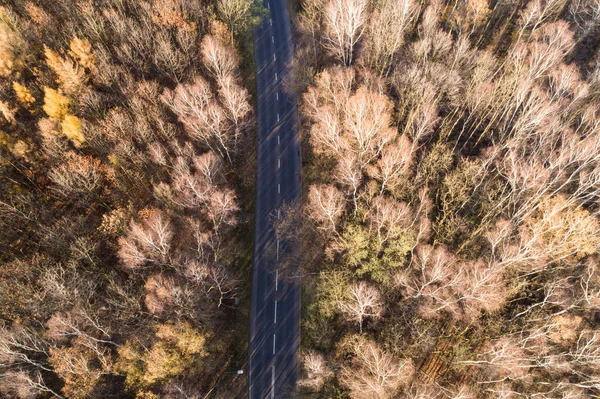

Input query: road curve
[248,0,301,398]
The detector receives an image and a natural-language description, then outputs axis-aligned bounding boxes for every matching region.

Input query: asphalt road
[248,0,301,398]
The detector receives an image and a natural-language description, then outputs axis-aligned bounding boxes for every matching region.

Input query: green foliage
[418,141,454,184]
[217,0,268,39]
[435,158,482,246]
[116,340,147,390]
[314,272,349,320]
[339,222,413,283]
[340,224,371,270]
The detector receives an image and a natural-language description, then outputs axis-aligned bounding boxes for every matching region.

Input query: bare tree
[517,0,569,40]
[0,370,63,399]
[0,325,51,372]
[457,259,507,321]
[362,0,418,76]
[344,87,395,164]
[218,74,252,153]
[170,156,215,209]
[569,0,600,39]
[46,309,113,346]
[299,350,333,390]
[459,336,532,384]
[206,188,239,233]
[118,210,173,269]
[308,103,345,158]
[338,281,384,333]
[194,152,225,185]
[335,153,363,215]
[153,30,187,83]
[368,196,412,248]
[340,336,414,399]
[144,273,176,314]
[367,134,413,194]
[395,245,463,318]
[307,184,346,234]
[162,77,235,163]
[49,153,104,197]
[200,23,240,81]
[322,0,369,66]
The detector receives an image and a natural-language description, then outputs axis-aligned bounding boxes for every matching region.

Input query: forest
[3,0,600,398]
[0,0,262,397]
[291,0,600,398]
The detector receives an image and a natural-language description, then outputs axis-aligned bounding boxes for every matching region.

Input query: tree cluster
[0,1,259,397]
[293,0,600,397]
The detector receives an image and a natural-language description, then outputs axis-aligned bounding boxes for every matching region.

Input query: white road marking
[267,2,270,9]
[278,183,280,193]
[277,209,280,219]
[273,54,276,62]
[276,92,279,101]
[278,159,280,168]
[274,301,277,324]
[277,113,280,122]
[273,334,276,354]
[277,135,280,144]
[276,240,280,260]
[275,72,278,81]
[271,366,275,399]
[270,18,272,26]
[276,270,279,291]
[272,36,275,43]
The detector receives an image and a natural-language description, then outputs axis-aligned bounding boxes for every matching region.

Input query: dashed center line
[271,366,275,399]
[277,135,280,145]
[274,301,277,324]
[276,240,280,260]
[275,72,278,81]
[278,183,280,194]
[276,270,279,291]
[278,159,280,168]
[272,36,275,43]
[273,334,276,354]
[277,113,280,122]
[267,2,270,9]
[276,92,279,101]
[273,54,276,62]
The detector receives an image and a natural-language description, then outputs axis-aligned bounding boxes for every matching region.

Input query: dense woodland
[291,0,600,398]
[0,0,263,397]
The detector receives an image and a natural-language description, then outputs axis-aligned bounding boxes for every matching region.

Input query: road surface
[248,0,301,398]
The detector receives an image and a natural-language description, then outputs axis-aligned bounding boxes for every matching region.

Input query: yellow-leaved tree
[42,87,70,121]
[68,37,95,70]
[116,321,208,390]
[522,195,600,263]
[45,46,85,95]
[12,81,35,109]
[61,114,84,146]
